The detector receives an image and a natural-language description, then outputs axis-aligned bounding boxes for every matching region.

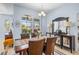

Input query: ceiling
[15,3,64,13]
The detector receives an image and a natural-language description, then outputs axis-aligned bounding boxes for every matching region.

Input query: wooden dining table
[15,44,28,55]
[14,36,55,55]
[14,36,47,55]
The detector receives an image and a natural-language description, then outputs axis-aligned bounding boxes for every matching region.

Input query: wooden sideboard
[46,32,75,53]
[57,34,75,53]
[46,32,52,37]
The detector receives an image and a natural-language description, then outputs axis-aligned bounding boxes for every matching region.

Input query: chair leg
[52,52,54,55]
[19,51,22,55]
[23,50,27,55]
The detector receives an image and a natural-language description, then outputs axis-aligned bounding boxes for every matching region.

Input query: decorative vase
[29,34,32,39]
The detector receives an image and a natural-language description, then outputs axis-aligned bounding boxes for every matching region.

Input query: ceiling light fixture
[38,4,46,16]
[38,11,46,16]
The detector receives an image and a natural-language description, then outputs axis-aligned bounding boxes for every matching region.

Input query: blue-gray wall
[14,5,39,39]
[0,4,47,40]
[13,5,47,39]
[0,4,13,40]
[39,16,47,35]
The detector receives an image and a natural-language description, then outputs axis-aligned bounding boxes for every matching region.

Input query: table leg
[60,36,63,49]
[23,49,27,55]
[70,38,72,53]
[20,51,22,55]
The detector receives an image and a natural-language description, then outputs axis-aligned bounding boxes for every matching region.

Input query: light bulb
[41,11,46,16]
[43,13,46,16]
[41,11,44,15]
[38,11,46,16]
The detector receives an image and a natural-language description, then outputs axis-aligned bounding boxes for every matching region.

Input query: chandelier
[38,11,46,16]
[38,4,46,16]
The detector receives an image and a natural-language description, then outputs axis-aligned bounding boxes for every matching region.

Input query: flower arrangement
[21,24,32,34]
[33,28,41,37]
[27,27,32,34]
[21,24,28,34]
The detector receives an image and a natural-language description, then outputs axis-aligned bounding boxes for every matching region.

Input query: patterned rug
[54,49,66,55]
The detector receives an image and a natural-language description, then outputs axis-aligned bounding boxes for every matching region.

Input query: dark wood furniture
[43,37,57,55]
[5,29,13,39]
[52,17,75,53]
[4,35,14,48]
[15,44,28,55]
[28,39,45,55]
[21,34,29,39]
[5,35,13,40]
[59,34,75,53]
[21,33,37,39]
[46,32,52,37]
[31,33,37,38]
[15,36,57,55]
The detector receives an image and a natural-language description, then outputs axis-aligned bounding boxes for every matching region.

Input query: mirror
[52,17,69,34]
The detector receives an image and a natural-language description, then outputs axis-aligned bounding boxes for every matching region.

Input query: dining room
[0,3,79,55]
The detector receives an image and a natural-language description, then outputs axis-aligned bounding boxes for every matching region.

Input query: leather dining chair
[43,37,57,55]
[4,35,14,49]
[5,35,13,40]
[28,39,45,55]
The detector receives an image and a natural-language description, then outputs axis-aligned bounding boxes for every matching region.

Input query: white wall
[47,4,79,51]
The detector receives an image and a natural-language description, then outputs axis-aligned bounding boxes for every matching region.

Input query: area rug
[54,49,66,55]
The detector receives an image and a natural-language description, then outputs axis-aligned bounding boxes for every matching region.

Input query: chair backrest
[45,37,57,55]
[5,35,13,40]
[21,34,29,39]
[28,39,45,55]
